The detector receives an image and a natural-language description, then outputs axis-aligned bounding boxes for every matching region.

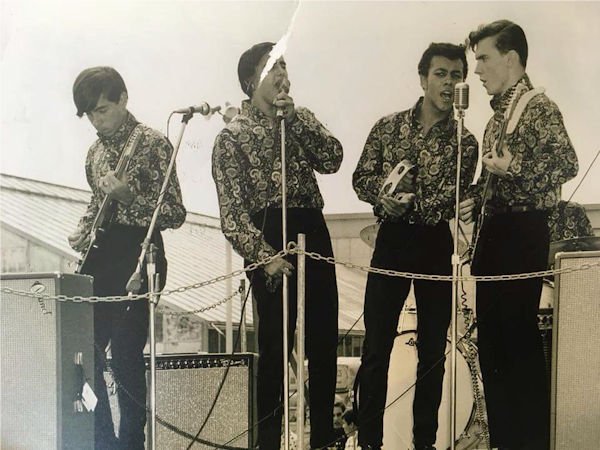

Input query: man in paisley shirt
[212,43,343,449]
[352,43,478,450]
[459,21,578,449]
[68,67,186,450]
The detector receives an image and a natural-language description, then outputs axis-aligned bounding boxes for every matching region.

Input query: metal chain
[287,243,600,282]
[158,291,240,317]
[0,288,150,303]
[4,243,598,304]
[0,249,286,304]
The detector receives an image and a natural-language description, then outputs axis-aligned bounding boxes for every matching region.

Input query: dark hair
[72,66,127,117]
[418,43,468,79]
[467,20,528,68]
[237,42,275,97]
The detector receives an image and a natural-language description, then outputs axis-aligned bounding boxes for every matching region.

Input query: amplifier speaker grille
[0,272,95,450]
[145,353,257,450]
[551,251,600,449]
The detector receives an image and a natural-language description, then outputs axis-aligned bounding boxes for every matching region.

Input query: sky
[1,0,599,217]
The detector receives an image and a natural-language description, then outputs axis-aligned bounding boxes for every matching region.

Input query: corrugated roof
[0,173,365,331]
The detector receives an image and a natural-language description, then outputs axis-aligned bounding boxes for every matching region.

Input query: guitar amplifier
[551,251,600,449]
[0,272,95,450]
[144,353,257,449]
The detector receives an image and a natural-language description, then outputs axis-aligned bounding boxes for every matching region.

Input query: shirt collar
[240,100,272,126]
[490,73,534,113]
[409,96,455,133]
[97,112,139,145]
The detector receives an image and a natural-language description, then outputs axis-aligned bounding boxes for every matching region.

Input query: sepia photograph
[1,1,599,449]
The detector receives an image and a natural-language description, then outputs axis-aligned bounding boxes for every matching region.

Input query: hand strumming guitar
[99,170,134,205]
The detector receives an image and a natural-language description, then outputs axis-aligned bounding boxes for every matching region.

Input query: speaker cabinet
[0,272,95,450]
[551,251,600,449]
[145,353,257,449]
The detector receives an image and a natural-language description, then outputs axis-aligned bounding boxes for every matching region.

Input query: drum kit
[358,224,600,449]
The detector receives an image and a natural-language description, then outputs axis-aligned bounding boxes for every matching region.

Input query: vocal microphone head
[453,82,469,110]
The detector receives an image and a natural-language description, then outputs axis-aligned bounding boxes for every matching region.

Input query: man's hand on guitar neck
[483,144,513,177]
[99,171,134,205]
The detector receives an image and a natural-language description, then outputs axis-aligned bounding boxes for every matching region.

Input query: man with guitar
[352,43,478,450]
[459,21,578,450]
[68,66,186,450]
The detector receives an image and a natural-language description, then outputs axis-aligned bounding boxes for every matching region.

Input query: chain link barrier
[2,242,599,309]
[157,291,240,317]
[0,249,287,309]
[286,241,600,282]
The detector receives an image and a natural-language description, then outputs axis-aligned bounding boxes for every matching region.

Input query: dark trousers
[249,208,338,450]
[357,220,452,448]
[475,211,550,449]
[83,224,167,450]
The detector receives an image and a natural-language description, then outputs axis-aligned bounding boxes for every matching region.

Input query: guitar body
[75,201,118,274]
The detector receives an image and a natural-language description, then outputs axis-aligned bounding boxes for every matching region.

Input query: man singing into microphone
[459,20,578,449]
[68,66,186,450]
[353,43,478,450]
[212,42,343,450]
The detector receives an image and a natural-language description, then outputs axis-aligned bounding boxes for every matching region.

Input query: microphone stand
[126,110,193,294]
[125,110,194,450]
[450,104,466,449]
[278,109,291,450]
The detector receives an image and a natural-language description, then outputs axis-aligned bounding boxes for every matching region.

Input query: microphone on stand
[173,102,221,115]
[453,82,469,111]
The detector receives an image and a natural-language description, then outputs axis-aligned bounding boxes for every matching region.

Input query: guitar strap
[506,87,545,135]
[114,124,144,175]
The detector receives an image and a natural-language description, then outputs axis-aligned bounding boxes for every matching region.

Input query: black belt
[484,204,538,215]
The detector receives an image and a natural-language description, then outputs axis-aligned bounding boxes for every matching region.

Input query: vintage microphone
[450,81,468,449]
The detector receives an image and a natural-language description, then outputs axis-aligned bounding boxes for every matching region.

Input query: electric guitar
[75,125,143,274]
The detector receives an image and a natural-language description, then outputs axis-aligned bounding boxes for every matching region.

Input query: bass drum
[383,330,484,449]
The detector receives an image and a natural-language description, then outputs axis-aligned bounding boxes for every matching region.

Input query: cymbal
[548,236,600,266]
[359,224,379,249]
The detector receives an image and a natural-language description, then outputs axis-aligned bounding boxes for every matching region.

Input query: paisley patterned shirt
[548,200,594,242]
[353,97,479,226]
[212,100,343,263]
[75,113,186,236]
[471,75,578,209]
